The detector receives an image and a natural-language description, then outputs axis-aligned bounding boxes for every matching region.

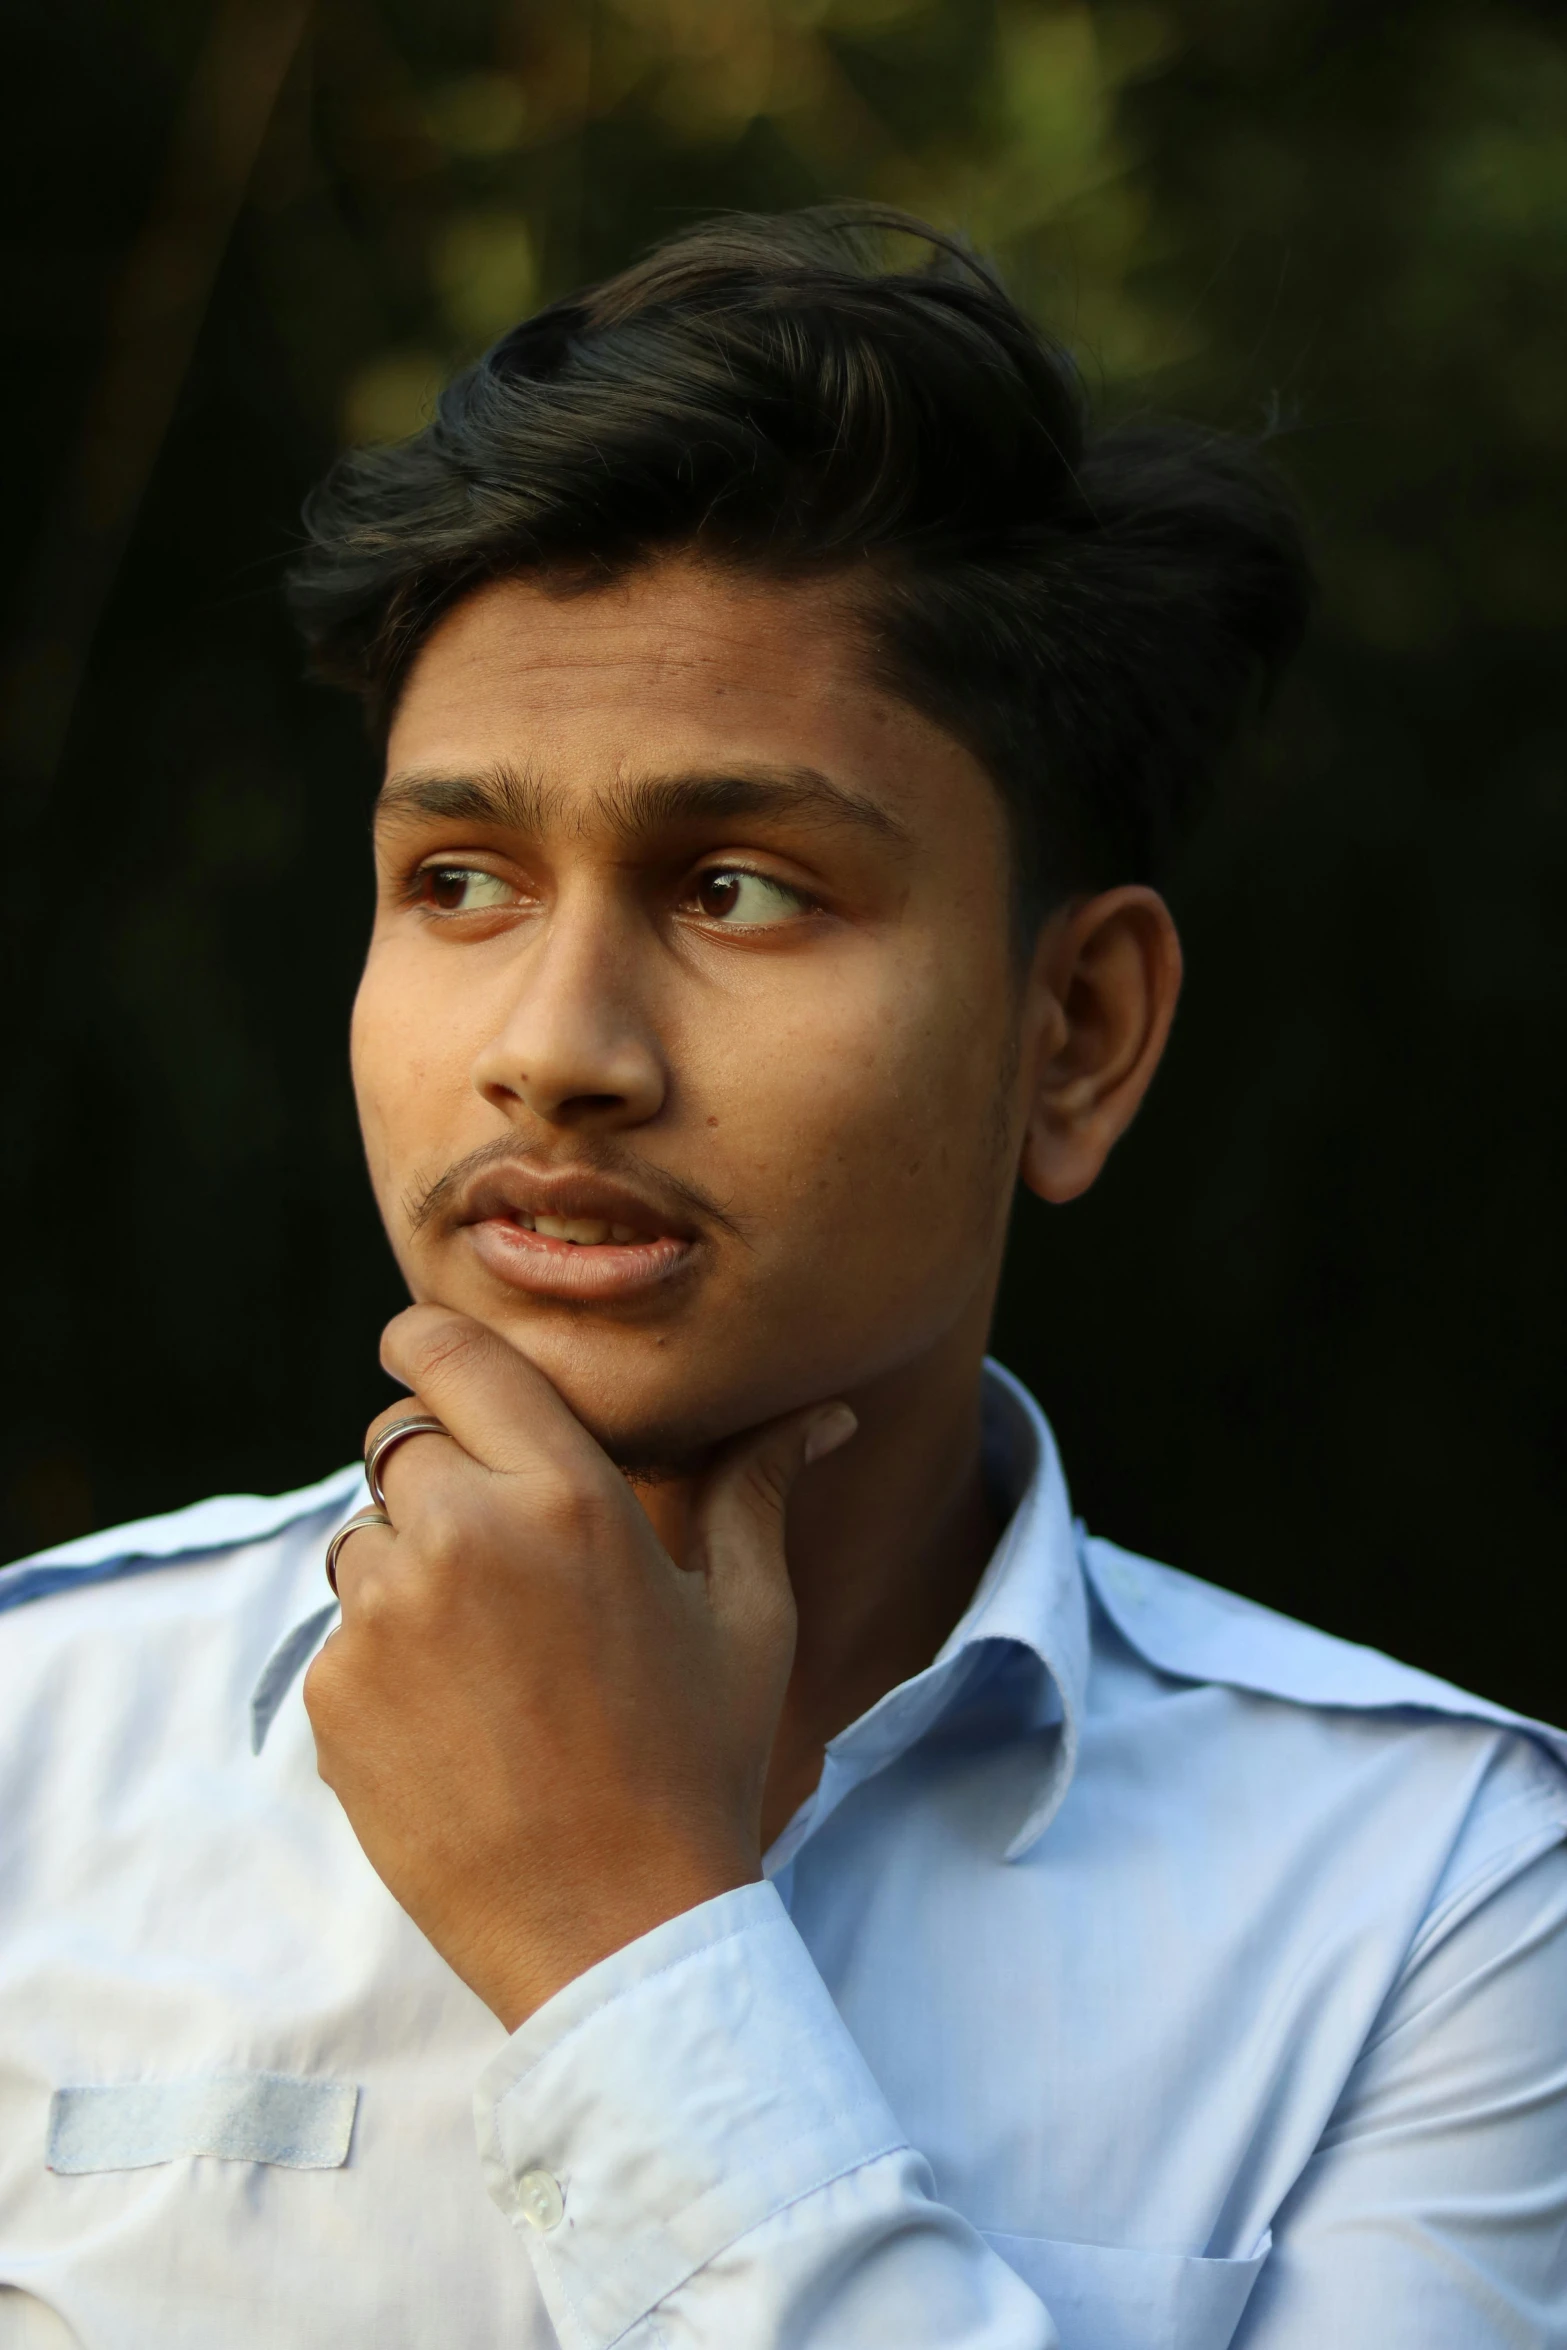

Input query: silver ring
[325,1507,392,1594]
[364,1413,449,1509]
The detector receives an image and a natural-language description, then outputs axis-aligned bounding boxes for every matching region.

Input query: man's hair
[291,206,1312,920]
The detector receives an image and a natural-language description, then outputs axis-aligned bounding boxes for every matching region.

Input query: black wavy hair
[291,206,1313,922]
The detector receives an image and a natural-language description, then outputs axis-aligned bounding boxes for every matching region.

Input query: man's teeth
[524,1215,642,1246]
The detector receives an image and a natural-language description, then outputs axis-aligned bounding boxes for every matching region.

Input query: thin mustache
[403,1133,751,1245]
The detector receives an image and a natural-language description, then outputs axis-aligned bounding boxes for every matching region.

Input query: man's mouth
[510,1212,655,1247]
[445,1162,704,1301]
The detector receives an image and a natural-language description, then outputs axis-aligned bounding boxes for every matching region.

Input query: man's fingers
[695,1402,857,1614]
[377,1304,605,1481]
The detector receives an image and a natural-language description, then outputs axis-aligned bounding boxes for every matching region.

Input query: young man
[1,212,1563,2350]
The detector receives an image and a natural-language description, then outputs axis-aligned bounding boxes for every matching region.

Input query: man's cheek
[356,1039,474,1229]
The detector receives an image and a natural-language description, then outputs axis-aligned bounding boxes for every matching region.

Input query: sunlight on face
[351,554,1026,1459]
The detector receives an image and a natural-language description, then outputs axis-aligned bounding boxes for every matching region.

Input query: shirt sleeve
[473,1831,1567,2350]
[472,1880,1059,2350]
[1235,1834,1567,2348]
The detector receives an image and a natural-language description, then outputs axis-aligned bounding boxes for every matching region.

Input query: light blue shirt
[2,1363,1565,2350]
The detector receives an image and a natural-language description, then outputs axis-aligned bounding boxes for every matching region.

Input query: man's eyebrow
[375,762,910,846]
[602,766,910,846]
[376,766,557,831]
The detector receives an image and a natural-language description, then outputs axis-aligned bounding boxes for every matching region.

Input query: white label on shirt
[47,2073,359,2173]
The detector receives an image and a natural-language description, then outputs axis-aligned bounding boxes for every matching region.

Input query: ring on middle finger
[325,1507,392,1595]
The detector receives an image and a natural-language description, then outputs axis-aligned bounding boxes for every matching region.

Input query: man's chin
[448,1300,752,1478]
[406,1275,813,1478]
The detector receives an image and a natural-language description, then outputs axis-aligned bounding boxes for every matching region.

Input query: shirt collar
[764,1359,1088,1869]
[250,1508,356,1756]
[249,1360,1090,1861]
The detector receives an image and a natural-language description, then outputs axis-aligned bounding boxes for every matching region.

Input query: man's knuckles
[335,1524,480,1630]
[401,1447,627,1558]
[337,1483,621,1623]
[413,1466,618,1565]
[519,1462,626,1551]
[401,1497,510,1585]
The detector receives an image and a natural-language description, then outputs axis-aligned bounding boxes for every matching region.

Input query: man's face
[352,555,1029,1466]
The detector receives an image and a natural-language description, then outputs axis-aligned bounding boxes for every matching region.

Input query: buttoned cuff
[472,1880,906,2350]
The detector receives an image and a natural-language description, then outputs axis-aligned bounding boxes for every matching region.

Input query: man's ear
[1018,887,1183,1205]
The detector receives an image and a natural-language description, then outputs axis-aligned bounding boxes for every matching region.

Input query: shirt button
[517,2167,565,2232]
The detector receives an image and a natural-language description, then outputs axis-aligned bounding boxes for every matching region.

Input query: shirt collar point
[249,1600,340,1755]
[1001,1708,1079,1859]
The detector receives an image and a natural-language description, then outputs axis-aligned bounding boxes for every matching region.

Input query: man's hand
[303,1306,854,2030]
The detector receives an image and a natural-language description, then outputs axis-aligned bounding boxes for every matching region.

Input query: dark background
[3,0,1563,1719]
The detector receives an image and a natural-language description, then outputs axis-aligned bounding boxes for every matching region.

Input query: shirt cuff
[472,1880,907,2350]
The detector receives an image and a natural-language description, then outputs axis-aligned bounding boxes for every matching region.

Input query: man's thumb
[696,1402,858,1592]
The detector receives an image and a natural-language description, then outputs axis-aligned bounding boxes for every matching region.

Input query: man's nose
[470,895,668,1133]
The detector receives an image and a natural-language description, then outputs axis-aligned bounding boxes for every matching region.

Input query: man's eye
[416,865,518,914]
[688,868,809,927]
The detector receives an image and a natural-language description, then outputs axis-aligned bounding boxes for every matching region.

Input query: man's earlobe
[1017,887,1183,1207]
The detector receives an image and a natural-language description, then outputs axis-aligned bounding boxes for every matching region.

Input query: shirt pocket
[46,2073,359,2174]
[982,2228,1271,2350]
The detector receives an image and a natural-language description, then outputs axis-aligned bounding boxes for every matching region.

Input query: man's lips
[453,1165,701,1302]
[458,1166,699,1246]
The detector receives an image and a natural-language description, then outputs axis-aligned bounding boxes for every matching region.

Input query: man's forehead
[398,562,869,704]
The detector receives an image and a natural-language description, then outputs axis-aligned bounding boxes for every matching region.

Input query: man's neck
[640,1322,1005,1852]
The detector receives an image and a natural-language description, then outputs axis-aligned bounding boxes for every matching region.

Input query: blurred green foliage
[2,0,1565,1714]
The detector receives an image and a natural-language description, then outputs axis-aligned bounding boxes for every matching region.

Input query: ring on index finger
[365,1413,449,1509]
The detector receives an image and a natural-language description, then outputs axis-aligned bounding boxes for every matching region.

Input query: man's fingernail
[804,1404,858,1464]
